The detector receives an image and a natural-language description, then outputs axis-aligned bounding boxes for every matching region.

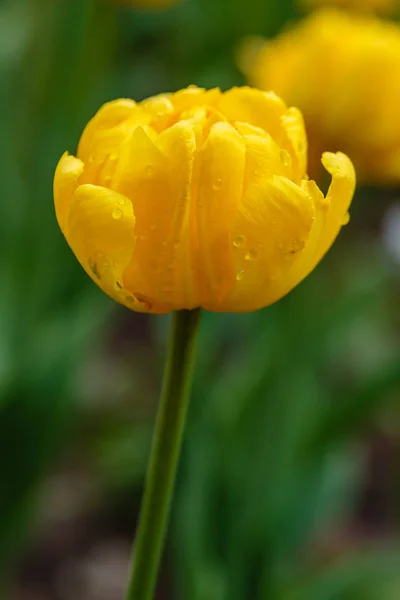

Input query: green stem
[125,308,201,600]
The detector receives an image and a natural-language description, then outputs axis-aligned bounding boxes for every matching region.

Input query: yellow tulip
[241,10,400,185]
[54,86,355,314]
[300,0,396,14]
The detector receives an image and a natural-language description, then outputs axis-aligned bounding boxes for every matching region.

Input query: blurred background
[0,0,399,599]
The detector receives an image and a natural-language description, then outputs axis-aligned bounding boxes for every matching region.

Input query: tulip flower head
[241,10,400,185]
[54,86,355,314]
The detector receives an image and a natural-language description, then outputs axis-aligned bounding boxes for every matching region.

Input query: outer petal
[195,122,246,307]
[210,175,315,312]
[77,99,138,163]
[115,123,198,310]
[234,125,291,194]
[218,87,289,148]
[54,153,84,236]
[272,151,356,299]
[66,184,151,312]
[280,107,308,182]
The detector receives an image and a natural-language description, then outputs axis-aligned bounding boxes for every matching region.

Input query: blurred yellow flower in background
[300,0,397,14]
[241,9,400,185]
[54,86,355,314]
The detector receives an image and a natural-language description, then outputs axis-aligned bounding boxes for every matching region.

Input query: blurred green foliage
[0,0,399,598]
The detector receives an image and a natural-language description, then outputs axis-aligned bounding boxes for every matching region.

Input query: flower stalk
[124,308,201,600]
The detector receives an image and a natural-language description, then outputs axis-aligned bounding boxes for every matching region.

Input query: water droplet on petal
[236,269,244,281]
[117,198,125,206]
[112,208,123,220]
[342,211,350,225]
[289,239,305,254]
[245,249,258,261]
[213,178,222,191]
[114,281,123,291]
[280,149,290,167]
[233,235,245,248]
[96,251,104,259]
[110,152,118,161]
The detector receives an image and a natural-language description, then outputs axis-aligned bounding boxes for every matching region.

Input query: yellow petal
[218,87,288,148]
[211,175,315,312]
[235,127,290,193]
[170,87,221,113]
[280,107,308,182]
[273,151,356,298]
[66,184,151,312]
[78,99,138,163]
[53,152,84,236]
[115,123,198,310]
[196,122,246,307]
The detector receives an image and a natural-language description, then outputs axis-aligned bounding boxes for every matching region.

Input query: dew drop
[89,261,101,280]
[280,149,290,167]
[213,178,222,191]
[233,235,245,248]
[117,198,125,206]
[96,251,104,259]
[236,269,244,281]
[342,211,350,225]
[114,281,123,291]
[289,239,305,254]
[141,301,152,312]
[112,208,123,220]
[245,249,258,261]
[110,152,118,161]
